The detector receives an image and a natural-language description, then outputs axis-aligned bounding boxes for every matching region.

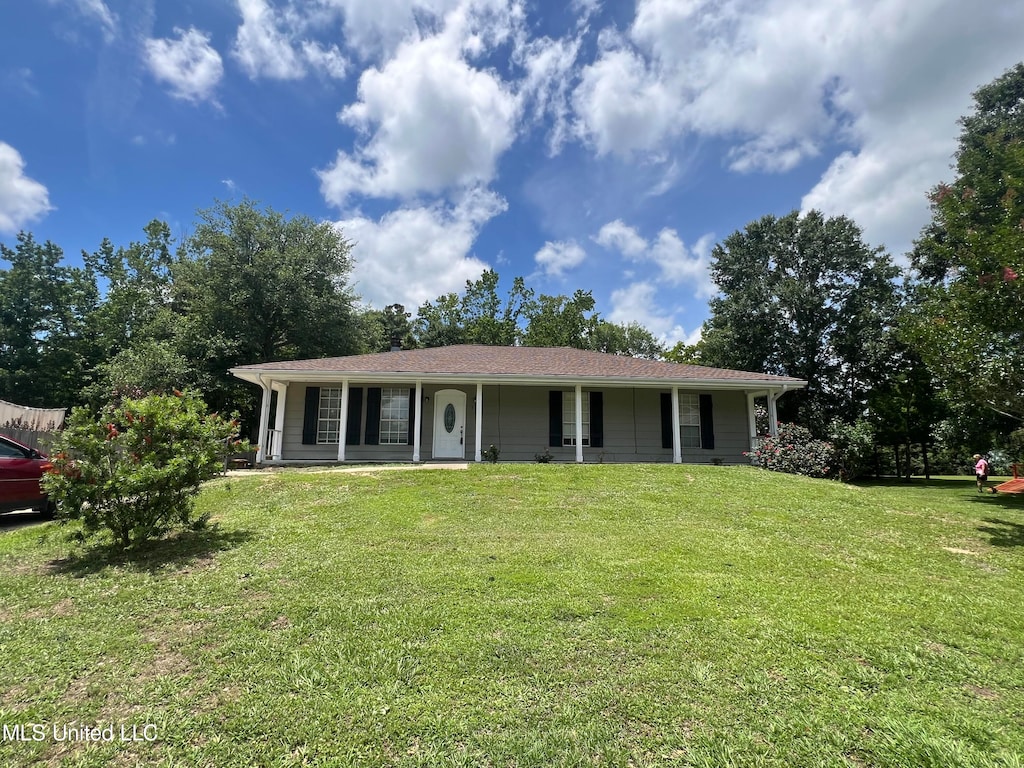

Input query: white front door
[432,389,466,459]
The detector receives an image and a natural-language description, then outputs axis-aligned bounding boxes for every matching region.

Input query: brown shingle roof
[231,345,804,385]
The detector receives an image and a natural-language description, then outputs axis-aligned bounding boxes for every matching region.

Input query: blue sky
[2,0,1022,345]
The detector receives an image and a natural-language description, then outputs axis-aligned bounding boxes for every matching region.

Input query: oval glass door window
[444,403,456,433]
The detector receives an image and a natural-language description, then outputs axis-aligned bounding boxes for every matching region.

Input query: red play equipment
[994,464,1024,494]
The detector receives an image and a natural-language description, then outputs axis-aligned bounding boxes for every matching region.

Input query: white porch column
[671,386,682,464]
[272,382,288,460]
[412,380,423,462]
[256,378,272,464]
[337,380,349,462]
[746,391,759,450]
[474,382,483,463]
[767,390,780,437]
[575,384,584,463]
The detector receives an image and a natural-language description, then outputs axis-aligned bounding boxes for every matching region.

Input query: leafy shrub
[534,448,553,463]
[42,391,247,548]
[829,419,876,481]
[482,444,500,463]
[745,422,835,479]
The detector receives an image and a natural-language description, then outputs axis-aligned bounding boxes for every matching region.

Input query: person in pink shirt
[974,453,996,494]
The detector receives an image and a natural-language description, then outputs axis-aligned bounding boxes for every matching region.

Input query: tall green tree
[83,220,175,358]
[866,342,947,477]
[0,232,99,408]
[905,63,1024,422]
[362,303,418,351]
[461,270,532,346]
[173,199,362,415]
[521,289,599,349]
[589,320,664,359]
[415,294,465,348]
[414,270,533,348]
[79,220,200,406]
[700,210,900,434]
[664,340,705,365]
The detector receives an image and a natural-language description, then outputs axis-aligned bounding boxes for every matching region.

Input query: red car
[0,434,56,517]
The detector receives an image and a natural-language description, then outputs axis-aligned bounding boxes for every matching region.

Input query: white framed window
[379,388,410,445]
[562,390,590,447]
[317,388,343,444]
[678,393,701,448]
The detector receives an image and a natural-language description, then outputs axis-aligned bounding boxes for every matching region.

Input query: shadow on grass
[854,477,978,490]
[976,518,1024,548]
[965,491,1024,511]
[46,525,255,577]
[0,509,54,531]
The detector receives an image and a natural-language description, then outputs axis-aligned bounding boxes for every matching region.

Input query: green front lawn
[1,465,1022,767]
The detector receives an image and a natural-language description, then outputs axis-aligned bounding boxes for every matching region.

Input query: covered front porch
[249,376,791,466]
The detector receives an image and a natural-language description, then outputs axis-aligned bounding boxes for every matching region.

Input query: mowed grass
[1,465,1023,767]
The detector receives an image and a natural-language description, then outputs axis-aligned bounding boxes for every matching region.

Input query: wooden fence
[1,423,59,452]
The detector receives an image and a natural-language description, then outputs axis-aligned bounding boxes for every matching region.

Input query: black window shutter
[699,394,715,450]
[407,388,416,444]
[365,387,382,445]
[548,391,562,447]
[302,386,320,445]
[345,387,363,446]
[590,392,604,448]
[660,392,673,450]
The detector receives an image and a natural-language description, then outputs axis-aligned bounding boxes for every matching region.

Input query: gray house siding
[275,383,751,464]
[279,384,481,463]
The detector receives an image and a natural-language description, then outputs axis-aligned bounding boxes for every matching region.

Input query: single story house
[229,345,806,465]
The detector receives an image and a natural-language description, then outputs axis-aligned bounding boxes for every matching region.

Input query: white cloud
[232,0,349,80]
[801,141,941,259]
[607,281,698,347]
[49,0,117,41]
[534,239,586,276]
[318,18,519,205]
[516,34,581,155]
[145,27,224,105]
[0,143,52,234]
[233,0,304,79]
[318,0,462,59]
[572,40,682,157]
[595,220,715,297]
[300,40,349,79]
[335,187,505,308]
[727,136,820,174]
[78,0,117,35]
[594,219,646,258]
[571,0,1024,258]
[648,229,715,295]
[4,68,40,98]
[571,0,602,28]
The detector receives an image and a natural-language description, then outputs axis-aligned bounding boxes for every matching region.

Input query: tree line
[2,64,1022,474]
[0,200,663,431]
[686,63,1024,474]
